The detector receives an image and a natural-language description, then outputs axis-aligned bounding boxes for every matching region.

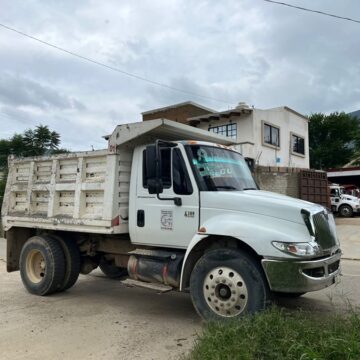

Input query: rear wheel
[47,234,81,291]
[99,257,128,279]
[20,235,65,296]
[190,248,270,321]
[339,205,353,217]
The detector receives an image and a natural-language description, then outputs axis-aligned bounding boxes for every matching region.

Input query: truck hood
[201,190,325,224]
[341,194,360,203]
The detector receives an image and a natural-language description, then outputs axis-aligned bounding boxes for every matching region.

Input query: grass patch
[187,307,360,360]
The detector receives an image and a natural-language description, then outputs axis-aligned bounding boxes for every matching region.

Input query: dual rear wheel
[20,235,80,296]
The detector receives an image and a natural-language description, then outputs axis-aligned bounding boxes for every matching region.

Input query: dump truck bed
[1,149,131,234]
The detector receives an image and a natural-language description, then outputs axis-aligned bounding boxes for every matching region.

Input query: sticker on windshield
[161,210,173,231]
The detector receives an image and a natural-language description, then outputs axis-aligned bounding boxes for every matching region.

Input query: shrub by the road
[187,307,360,360]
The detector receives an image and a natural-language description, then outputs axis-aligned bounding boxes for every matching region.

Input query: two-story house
[142,101,309,168]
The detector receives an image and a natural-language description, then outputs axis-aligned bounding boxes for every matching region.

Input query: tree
[0,125,68,208]
[23,125,61,156]
[309,112,360,169]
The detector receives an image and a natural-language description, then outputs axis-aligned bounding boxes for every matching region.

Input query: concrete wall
[254,166,300,198]
[143,104,212,124]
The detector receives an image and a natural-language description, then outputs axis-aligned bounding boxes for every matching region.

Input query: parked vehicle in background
[342,184,360,198]
[330,184,360,217]
[1,119,341,321]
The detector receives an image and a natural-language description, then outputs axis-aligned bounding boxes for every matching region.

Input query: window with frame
[292,134,305,155]
[209,123,237,139]
[142,148,193,195]
[263,123,280,147]
[172,148,193,195]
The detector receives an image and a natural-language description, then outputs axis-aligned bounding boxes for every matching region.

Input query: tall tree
[309,112,360,169]
[0,125,68,207]
[23,125,61,156]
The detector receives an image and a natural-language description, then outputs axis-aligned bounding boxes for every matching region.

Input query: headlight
[272,241,321,257]
[301,209,315,236]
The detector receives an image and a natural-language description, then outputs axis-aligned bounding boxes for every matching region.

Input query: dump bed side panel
[1,149,131,234]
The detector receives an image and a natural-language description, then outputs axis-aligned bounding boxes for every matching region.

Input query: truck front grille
[313,212,338,251]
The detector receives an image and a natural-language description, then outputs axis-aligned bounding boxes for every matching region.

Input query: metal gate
[299,170,330,209]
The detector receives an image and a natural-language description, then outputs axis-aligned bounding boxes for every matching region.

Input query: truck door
[132,146,199,248]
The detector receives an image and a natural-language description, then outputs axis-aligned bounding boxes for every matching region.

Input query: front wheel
[339,205,353,217]
[190,248,270,321]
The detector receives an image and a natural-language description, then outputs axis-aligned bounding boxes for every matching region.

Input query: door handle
[137,210,145,227]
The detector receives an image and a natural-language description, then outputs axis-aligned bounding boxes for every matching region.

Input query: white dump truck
[329,184,360,217]
[1,119,341,320]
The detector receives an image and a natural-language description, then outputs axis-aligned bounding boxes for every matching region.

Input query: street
[0,218,359,360]
[0,251,200,360]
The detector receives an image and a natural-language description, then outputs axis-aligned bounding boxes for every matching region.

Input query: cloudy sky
[0,0,359,150]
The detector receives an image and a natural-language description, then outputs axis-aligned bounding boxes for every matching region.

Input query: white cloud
[0,0,359,149]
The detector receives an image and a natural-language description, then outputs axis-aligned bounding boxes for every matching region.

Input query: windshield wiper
[212,185,237,190]
[242,187,257,190]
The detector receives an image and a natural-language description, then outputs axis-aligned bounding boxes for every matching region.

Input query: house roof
[141,101,216,116]
[187,106,253,125]
[328,166,360,177]
[260,106,308,121]
[187,105,308,126]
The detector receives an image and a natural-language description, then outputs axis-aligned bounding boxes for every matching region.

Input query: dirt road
[0,259,200,359]
[0,236,360,359]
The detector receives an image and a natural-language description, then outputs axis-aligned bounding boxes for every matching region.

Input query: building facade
[188,103,309,168]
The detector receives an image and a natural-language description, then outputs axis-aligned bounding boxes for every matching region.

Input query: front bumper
[261,252,341,293]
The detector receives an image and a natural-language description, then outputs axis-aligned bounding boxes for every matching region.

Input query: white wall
[252,108,309,168]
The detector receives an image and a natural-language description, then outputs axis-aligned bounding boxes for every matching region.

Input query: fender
[179,212,310,290]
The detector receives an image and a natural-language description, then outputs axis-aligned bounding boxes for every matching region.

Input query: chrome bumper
[261,252,341,293]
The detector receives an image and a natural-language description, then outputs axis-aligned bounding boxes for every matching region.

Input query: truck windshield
[185,145,257,191]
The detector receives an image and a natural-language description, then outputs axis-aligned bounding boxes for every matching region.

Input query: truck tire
[99,257,128,279]
[339,205,353,217]
[190,248,270,321]
[20,235,65,296]
[46,234,81,292]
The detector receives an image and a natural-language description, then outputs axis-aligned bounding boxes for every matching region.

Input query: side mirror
[144,140,181,206]
[147,178,163,195]
[245,157,255,172]
[145,144,163,194]
[145,145,158,179]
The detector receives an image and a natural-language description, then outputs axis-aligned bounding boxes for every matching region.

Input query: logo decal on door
[184,211,195,218]
[161,210,173,231]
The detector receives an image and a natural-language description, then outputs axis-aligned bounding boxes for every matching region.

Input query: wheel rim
[203,266,248,317]
[26,250,46,283]
[341,207,351,216]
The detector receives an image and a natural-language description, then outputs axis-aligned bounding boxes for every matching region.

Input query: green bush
[187,307,360,360]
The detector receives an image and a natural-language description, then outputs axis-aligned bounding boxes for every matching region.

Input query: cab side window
[173,148,193,195]
[143,149,171,189]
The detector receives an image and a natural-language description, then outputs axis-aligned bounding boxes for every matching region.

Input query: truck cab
[1,119,341,321]
[330,184,360,217]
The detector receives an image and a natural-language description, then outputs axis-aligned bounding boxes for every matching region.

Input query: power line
[0,22,233,105]
[262,0,360,24]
